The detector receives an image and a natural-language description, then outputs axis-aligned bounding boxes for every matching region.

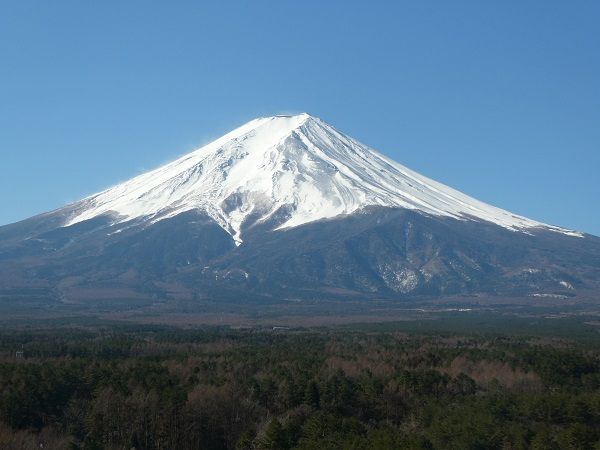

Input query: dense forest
[0,317,599,449]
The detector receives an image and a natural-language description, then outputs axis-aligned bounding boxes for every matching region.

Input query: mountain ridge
[60,113,580,244]
[0,113,597,311]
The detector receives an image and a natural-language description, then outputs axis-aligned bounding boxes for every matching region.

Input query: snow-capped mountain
[0,113,598,311]
[65,113,579,244]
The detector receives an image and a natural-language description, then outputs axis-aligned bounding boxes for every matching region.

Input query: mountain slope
[63,113,580,244]
[0,113,597,309]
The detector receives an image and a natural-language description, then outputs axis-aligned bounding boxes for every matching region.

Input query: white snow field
[65,113,581,243]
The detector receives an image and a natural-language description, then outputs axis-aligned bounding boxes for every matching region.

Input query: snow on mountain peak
[64,113,582,243]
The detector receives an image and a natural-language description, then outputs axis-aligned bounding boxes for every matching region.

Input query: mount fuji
[1,113,599,312]
[63,113,580,242]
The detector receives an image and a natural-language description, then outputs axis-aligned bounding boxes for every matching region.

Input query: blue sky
[1,1,599,235]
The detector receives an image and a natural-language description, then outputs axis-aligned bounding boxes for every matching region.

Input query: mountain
[1,113,599,313]
[61,113,581,242]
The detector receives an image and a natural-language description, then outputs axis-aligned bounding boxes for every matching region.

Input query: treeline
[0,325,599,449]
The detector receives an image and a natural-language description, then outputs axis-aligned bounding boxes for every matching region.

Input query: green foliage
[0,324,599,449]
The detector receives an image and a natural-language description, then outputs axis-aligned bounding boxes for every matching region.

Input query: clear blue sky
[1,1,599,235]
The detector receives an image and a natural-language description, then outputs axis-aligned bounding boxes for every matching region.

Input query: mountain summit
[0,113,598,310]
[65,113,578,244]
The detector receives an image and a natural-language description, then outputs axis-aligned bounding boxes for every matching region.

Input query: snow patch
[559,281,574,290]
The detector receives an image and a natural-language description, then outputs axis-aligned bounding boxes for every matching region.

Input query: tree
[258,418,286,450]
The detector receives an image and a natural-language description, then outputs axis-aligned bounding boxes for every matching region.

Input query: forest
[0,316,599,449]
